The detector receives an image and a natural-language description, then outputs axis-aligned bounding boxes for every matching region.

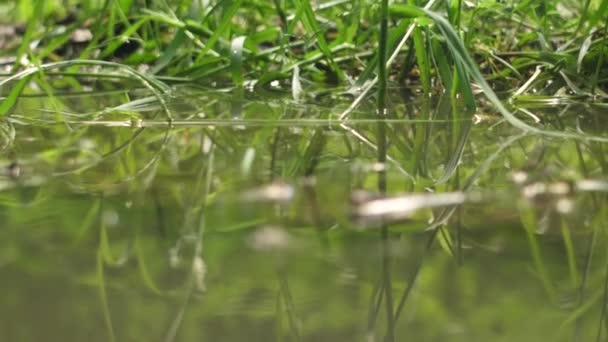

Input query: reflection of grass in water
[1,6,608,333]
[1,110,608,340]
[96,230,116,342]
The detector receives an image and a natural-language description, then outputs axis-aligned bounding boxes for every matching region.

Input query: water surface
[1,88,608,341]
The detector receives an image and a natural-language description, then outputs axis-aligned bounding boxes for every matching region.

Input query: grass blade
[291,0,344,80]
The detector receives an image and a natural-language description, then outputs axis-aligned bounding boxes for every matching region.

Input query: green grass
[1,1,607,100]
[2,1,608,341]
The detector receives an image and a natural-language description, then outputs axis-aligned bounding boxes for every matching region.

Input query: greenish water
[1,88,608,341]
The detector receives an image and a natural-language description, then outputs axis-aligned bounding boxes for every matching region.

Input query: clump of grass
[0,0,607,140]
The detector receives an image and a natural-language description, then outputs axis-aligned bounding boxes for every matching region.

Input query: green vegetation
[1,1,608,341]
[1,1,608,118]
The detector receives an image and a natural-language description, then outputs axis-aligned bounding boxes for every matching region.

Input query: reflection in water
[0,90,608,341]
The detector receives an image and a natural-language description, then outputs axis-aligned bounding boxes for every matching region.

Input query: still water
[1,87,608,341]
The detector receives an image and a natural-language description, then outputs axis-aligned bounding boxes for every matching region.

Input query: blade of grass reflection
[389,133,529,326]
[164,278,195,342]
[435,120,471,184]
[366,279,384,337]
[289,128,326,177]
[597,254,608,341]
[278,269,302,341]
[96,196,117,342]
[165,143,214,341]
[561,219,580,289]
[153,189,167,238]
[72,198,101,245]
[437,226,456,258]
[135,233,162,295]
[518,201,557,301]
[573,145,604,341]
[51,127,145,177]
[382,227,396,342]
[269,127,282,180]
[96,245,117,342]
[574,206,607,339]
[426,133,528,232]
[394,226,440,321]
[560,288,604,332]
[340,122,414,182]
[55,123,172,186]
[452,169,464,265]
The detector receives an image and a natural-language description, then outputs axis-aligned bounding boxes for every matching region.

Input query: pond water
[1,87,608,341]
